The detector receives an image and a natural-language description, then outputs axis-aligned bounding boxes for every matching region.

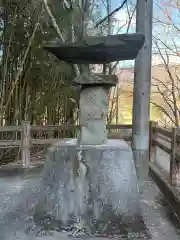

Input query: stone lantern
[45,34,145,146]
[35,33,146,234]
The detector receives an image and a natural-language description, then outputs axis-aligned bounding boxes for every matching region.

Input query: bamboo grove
[0,0,80,126]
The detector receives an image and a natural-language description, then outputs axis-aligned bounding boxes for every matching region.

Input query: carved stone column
[73,72,117,145]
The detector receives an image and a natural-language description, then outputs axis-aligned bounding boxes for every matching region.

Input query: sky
[152,0,180,64]
[95,0,180,67]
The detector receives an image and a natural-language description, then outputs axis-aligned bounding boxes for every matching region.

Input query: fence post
[21,121,31,167]
[170,127,177,185]
[149,121,158,163]
[47,125,54,138]
[149,121,153,161]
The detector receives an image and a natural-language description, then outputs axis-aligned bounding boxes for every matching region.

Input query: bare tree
[151,0,180,126]
[151,44,180,127]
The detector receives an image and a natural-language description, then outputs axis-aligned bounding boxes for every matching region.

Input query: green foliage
[0,0,78,125]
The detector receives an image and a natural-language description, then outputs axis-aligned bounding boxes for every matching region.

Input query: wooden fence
[0,121,132,167]
[149,121,180,185]
[0,121,180,187]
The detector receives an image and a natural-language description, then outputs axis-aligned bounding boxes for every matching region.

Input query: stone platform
[34,139,141,234]
[0,155,179,239]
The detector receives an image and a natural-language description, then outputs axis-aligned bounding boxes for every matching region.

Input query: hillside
[110,64,180,124]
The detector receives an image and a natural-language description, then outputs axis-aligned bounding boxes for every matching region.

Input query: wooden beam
[0,126,22,132]
[21,121,31,167]
[152,139,171,155]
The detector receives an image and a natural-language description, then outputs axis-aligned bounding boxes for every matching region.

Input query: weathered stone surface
[44,33,145,64]
[34,139,141,232]
[0,165,179,239]
[79,86,109,145]
[73,73,118,86]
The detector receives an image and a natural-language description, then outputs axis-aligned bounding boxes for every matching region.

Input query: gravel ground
[0,165,179,240]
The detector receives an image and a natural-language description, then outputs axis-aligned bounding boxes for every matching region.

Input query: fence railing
[0,121,132,167]
[0,121,180,187]
[149,121,180,185]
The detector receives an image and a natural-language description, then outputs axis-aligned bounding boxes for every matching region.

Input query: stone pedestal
[35,139,140,233]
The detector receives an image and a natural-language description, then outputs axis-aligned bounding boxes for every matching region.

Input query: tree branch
[95,0,128,28]
[151,101,176,125]
[42,0,80,76]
